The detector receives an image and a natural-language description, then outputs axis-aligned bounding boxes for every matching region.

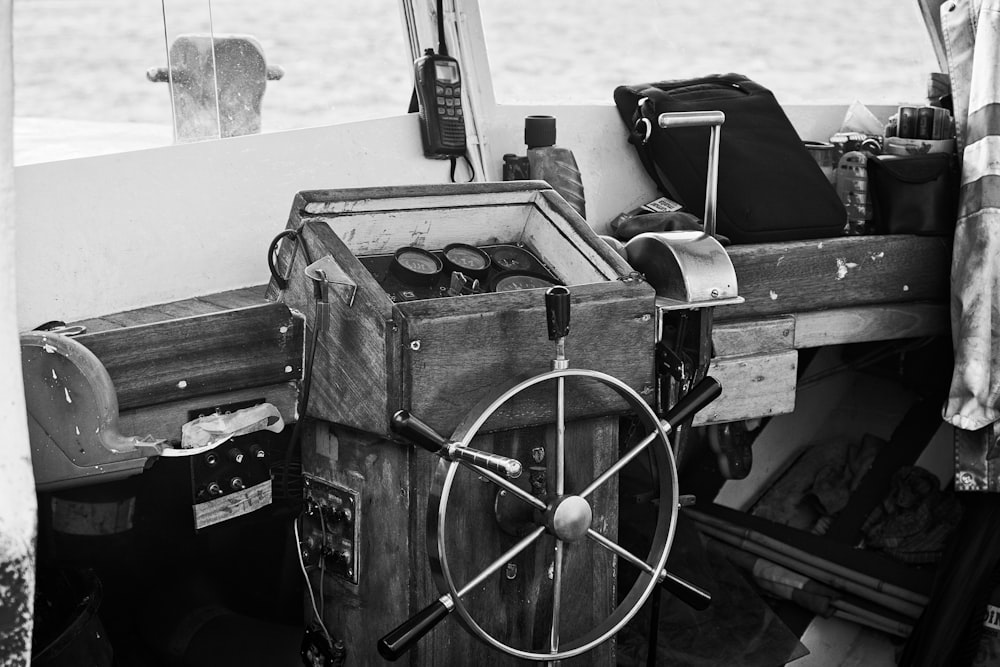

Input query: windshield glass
[480,0,939,106]
[13,0,411,163]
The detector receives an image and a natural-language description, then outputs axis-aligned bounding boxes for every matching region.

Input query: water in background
[13,0,939,135]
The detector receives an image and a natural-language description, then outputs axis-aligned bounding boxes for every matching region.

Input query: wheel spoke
[458,460,546,510]
[549,539,565,655]
[457,526,547,599]
[586,528,657,577]
[579,426,663,499]
[555,376,566,495]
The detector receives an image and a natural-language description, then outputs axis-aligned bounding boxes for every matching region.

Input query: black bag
[614,73,847,244]
[868,153,958,236]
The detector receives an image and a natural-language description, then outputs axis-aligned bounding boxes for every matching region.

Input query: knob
[207,482,223,497]
[230,477,245,491]
[228,447,244,464]
[545,286,570,340]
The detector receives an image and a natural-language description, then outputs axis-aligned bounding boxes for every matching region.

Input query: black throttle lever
[390,410,522,479]
[659,376,722,434]
[377,596,452,661]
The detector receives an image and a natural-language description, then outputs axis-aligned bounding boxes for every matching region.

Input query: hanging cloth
[941,0,1000,432]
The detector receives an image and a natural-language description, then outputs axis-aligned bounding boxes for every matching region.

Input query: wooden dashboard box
[267,182,657,437]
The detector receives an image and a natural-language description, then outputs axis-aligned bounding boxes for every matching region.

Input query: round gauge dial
[443,243,491,279]
[488,245,539,272]
[391,246,443,285]
[490,271,559,292]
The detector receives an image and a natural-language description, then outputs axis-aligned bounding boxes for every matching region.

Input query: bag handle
[627,93,688,209]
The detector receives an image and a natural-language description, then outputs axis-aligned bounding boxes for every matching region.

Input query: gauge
[488,245,540,272]
[391,246,443,286]
[443,243,491,279]
[489,271,559,292]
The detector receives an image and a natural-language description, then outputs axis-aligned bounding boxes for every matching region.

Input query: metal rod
[579,423,670,499]
[458,461,547,510]
[704,124,721,238]
[656,110,725,129]
[457,526,547,598]
[549,539,565,658]
[587,528,654,575]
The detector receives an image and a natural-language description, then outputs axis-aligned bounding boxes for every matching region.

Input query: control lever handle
[545,285,570,341]
[661,571,712,610]
[660,376,722,432]
[391,410,522,478]
[377,597,451,661]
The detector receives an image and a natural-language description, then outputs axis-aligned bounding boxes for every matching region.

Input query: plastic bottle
[835,150,872,235]
[517,115,586,219]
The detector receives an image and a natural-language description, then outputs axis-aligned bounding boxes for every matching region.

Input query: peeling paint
[42,344,57,354]
[776,255,785,265]
[769,290,778,300]
[50,369,57,380]
[834,258,857,279]
[64,387,72,404]
[903,284,910,291]
[279,325,289,334]
[284,365,293,373]
[177,380,188,389]
[870,251,885,260]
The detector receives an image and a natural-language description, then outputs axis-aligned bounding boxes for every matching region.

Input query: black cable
[267,229,299,290]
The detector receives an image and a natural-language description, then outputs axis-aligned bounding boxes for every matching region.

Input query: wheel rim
[427,368,679,661]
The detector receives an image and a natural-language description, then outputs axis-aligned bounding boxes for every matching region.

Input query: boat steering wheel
[378,287,720,662]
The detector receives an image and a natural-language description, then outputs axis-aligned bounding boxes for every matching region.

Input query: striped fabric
[942,0,1000,431]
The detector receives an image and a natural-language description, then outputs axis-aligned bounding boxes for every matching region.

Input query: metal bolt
[531,447,545,463]
[710,288,721,298]
[505,563,518,580]
[409,340,421,351]
[641,313,651,322]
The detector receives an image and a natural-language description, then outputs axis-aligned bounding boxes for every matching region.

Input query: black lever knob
[390,410,449,454]
[377,597,451,661]
[661,377,722,432]
[545,286,570,340]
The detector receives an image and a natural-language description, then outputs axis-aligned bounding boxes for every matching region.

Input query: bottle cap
[524,115,556,148]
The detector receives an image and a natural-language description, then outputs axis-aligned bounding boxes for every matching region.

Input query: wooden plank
[693,350,798,426]
[77,303,304,410]
[117,382,298,443]
[306,423,412,667]
[712,317,795,357]
[305,205,530,257]
[793,303,949,349]
[521,191,618,283]
[191,285,269,310]
[270,220,397,435]
[403,280,655,435]
[718,235,951,321]
[297,181,543,215]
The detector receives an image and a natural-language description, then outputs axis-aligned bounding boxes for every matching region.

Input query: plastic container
[507,115,586,219]
[835,150,873,235]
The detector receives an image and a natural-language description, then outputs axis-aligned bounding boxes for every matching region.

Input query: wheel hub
[546,495,593,542]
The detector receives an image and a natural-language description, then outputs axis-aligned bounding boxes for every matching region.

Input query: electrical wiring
[294,514,333,644]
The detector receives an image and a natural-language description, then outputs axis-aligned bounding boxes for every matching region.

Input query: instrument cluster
[359,243,561,302]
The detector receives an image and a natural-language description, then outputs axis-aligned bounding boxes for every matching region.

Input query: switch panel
[302,474,360,585]
[189,428,278,530]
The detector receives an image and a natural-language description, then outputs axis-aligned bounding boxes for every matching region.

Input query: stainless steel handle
[655,110,725,238]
